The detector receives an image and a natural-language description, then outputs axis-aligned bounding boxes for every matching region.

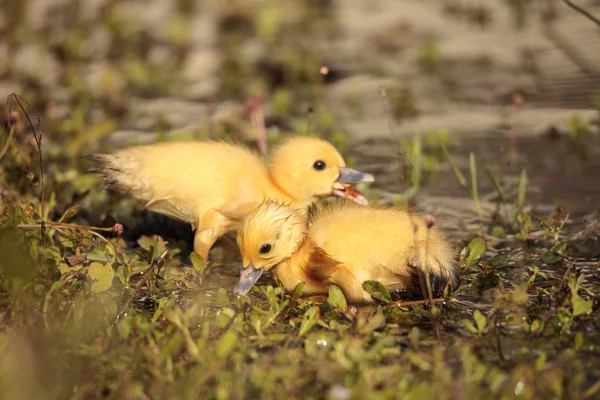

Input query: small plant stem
[379,86,406,185]
[424,227,439,337]
[517,168,528,211]
[305,107,314,135]
[17,221,117,232]
[442,144,468,191]
[469,152,482,221]
[112,249,168,326]
[509,93,522,160]
[8,94,45,243]
[388,297,446,309]
[0,123,15,161]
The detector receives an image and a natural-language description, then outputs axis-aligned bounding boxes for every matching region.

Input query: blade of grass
[442,144,468,191]
[470,152,482,220]
[517,168,528,210]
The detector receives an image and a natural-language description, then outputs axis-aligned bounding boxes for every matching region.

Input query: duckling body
[91,137,373,260]
[235,201,458,303]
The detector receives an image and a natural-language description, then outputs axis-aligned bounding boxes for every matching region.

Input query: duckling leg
[331,266,373,304]
[193,211,232,262]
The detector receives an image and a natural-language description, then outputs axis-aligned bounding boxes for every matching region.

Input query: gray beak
[233,263,264,295]
[336,167,374,183]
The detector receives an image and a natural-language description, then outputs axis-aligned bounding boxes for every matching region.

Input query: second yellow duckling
[90,137,373,260]
[234,201,459,303]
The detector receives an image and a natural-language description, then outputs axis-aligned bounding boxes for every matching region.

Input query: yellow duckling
[234,201,458,303]
[90,137,373,260]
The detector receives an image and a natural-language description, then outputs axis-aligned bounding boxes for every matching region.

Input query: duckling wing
[308,204,457,293]
[144,198,194,225]
[91,141,271,225]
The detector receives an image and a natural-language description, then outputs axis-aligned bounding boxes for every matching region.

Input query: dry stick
[388,297,487,310]
[17,221,121,233]
[388,297,447,309]
[542,22,600,79]
[112,249,169,326]
[562,0,600,27]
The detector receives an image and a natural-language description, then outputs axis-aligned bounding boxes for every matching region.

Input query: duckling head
[269,137,373,206]
[234,201,307,295]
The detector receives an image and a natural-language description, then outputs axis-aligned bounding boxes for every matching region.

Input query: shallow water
[352,132,600,215]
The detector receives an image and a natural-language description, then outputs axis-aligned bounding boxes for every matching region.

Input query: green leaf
[572,294,593,317]
[116,265,128,284]
[568,274,593,317]
[299,306,320,337]
[291,282,305,302]
[359,307,385,334]
[492,226,505,238]
[58,205,80,223]
[535,353,546,371]
[362,281,392,303]
[327,285,347,312]
[464,320,478,334]
[464,238,486,269]
[87,262,115,293]
[216,330,238,359]
[190,252,206,274]
[59,262,81,275]
[473,310,487,333]
[541,249,561,264]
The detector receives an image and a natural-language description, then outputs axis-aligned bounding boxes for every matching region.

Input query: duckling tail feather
[407,265,460,300]
[86,153,147,196]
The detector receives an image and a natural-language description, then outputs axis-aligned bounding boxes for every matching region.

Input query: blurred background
[1,1,600,398]
[1,0,599,219]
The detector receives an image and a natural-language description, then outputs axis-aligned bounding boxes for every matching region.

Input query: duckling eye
[313,160,326,171]
[259,244,272,254]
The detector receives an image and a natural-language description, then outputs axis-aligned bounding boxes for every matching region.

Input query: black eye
[313,160,326,170]
[260,244,272,254]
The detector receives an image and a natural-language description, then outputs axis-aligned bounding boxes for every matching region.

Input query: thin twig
[562,0,600,28]
[8,94,45,241]
[387,297,448,309]
[388,297,489,309]
[17,221,120,232]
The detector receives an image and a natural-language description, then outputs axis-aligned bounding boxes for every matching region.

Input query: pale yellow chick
[235,201,459,303]
[90,137,373,260]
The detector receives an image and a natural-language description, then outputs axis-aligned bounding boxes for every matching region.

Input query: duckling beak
[332,167,374,205]
[233,263,264,295]
[336,167,374,184]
